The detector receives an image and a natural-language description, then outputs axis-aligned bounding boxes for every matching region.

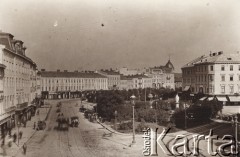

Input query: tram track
[70,105,100,157]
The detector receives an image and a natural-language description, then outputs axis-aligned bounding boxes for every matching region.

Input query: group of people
[0,131,27,154]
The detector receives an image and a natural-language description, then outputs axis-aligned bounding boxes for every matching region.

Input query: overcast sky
[0,0,240,72]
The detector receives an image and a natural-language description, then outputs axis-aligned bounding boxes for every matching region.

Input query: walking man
[23,143,27,155]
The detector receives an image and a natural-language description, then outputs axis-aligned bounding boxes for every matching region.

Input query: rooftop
[182,51,240,68]
[125,74,150,79]
[99,69,120,75]
[41,70,107,78]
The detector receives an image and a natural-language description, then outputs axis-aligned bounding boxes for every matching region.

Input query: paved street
[14,100,141,157]
[8,99,237,157]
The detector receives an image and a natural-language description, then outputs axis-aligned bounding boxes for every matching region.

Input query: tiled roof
[182,52,240,68]
[41,71,107,78]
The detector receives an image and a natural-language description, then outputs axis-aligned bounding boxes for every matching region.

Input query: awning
[216,96,228,102]
[228,96,240,102]
[208,97,214,101]
[183,86,190,91]
[199,97,207,101]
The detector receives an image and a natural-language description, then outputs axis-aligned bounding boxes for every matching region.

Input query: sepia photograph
[0,0,239,156]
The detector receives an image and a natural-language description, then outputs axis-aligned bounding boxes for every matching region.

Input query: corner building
[0,31,37,138]
[182,52,240,96]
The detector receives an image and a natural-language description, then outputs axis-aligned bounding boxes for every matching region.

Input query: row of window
[183,74,240,84]
[42,78,107,84]
[183,64,240,74]
[221,65,240,71]
[220,85,236,94]
[42,84,108,91]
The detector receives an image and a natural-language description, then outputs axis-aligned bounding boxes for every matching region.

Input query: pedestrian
[19,131,23,139]
[22,143,27,155]
[7,136,13,147]
[13,133,17,143]
[1,136,5,146]
[33,122,36,130]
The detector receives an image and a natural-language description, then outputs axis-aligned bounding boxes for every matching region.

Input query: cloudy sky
[0,0,240,72]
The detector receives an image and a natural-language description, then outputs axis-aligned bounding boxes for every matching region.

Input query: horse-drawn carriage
[70,116,79,127]
[56,114,69,131]
[37,120,46,130]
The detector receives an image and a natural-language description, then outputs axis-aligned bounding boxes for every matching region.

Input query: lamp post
[184,103,188,130]
[234,115,239,156]
[114,110,118,130]
[17,121,21,146]
[130,94,136,144]
[148,93,153,109]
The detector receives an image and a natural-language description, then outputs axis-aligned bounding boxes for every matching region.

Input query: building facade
[97,70,120,90]
[119,67,139,76]
[127,74,152,89]
[174,73,182,89]
[40,70,108,99]
[182,51,240,96]
[145,60,175,90]
[0,31,37,138]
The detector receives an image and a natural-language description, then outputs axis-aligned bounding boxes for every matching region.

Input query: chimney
[41,69,45,72]
[218,51,223,55]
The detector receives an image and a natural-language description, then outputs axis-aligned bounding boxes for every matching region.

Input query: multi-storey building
[119,75,133,90]
[182,51,240,96]
[40,70,108,99]
[0,31,37,136]
[174,73,182,89]
[97,70,120,90]
[145,60,175,90]
[126,74,152,89]
[119,67,139,76]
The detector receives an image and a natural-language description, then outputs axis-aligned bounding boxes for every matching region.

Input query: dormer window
[227,58,232,60]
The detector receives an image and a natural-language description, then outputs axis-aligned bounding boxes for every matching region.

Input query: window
[221,65,225,71]
[230,86,234,94]
[238,65,240,71]
[230,75,234,81]
[221,75,225,81]
[221,86,225,94]
[210,65,213,71]
[209,75,214,81]
[230,65,233,71]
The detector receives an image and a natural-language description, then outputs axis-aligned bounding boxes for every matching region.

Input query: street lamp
[130,94,136,144]
[114,110,118,130]
[184,103,188,130]
[232,115,239,156]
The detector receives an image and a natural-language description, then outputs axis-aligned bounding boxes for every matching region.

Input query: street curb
[96,120,133,136]
[44,106,52,121]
